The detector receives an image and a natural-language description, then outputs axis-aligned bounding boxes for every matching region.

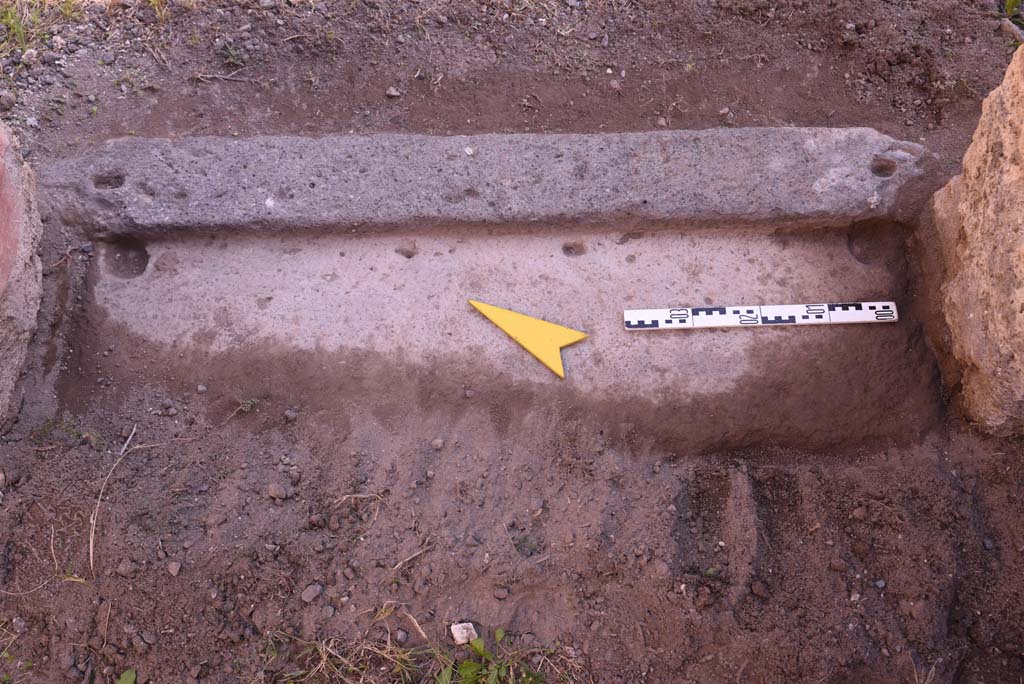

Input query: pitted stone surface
[41,128,929,236]
[931,46,1024,434]
[0,124,42,422]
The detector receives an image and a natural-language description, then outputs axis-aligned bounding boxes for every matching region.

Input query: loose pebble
[301,583,323,603]
[450,622,478,645]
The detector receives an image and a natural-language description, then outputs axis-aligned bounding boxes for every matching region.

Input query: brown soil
[3,2,1024,683]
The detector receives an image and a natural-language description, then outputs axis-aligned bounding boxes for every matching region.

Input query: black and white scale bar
[623,301,898,331]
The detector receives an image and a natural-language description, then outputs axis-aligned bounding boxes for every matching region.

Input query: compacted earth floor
[2,1,1024,683]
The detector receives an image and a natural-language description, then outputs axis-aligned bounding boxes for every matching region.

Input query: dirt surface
[2,1,1024,683]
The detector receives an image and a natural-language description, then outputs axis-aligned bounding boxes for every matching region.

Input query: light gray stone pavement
[40,129,929,236]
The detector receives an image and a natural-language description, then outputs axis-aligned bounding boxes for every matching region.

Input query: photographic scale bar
[623,301,898,331]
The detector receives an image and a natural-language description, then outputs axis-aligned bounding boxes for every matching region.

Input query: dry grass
[88,426,198,576]
[1,0,86,56]
[0,0,186,59]
[907,654,940,684]
[261,612,595,684]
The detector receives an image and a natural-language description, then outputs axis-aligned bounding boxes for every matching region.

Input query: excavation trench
[38,129,942,455]
[2,128,973,684]
[75,220,940,455]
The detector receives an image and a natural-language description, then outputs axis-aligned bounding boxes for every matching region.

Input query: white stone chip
[450,622,478,645]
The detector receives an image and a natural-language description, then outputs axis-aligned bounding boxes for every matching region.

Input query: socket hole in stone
[562,242,587,257]
[869,155,898,178]
[104,236,150,279]
[93,170,126,189]
[846,220,906,267]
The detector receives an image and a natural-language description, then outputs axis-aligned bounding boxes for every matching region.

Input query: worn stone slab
[88,224,940,451]
[40,129,930,236]
[0,124,42,423]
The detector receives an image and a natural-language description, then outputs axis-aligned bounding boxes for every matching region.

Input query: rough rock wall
[0,124,42,423]
[928,46,1024,434]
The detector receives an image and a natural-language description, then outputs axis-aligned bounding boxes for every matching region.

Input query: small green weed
[1008,0,1023,30]
[115,668,137,684]
[28,416,81,446]
[220,43,246,68]
[434,631,544,684]
[0,1,82,59]
[273,618,591,684]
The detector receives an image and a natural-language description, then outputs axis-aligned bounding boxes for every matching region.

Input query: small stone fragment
[386,86,402,98]
[829,558,846,572]
[0,90,15,112]
[750,580,770,598]
[1001,18,1024,42]
[450,622,478,645]
[493,586,509,600]
[431,438,445,451]
[396,628,409,645]
[301,583,323,603]
[851,506,868,521]
[167,561,181,577]
[283,408,298,423]
[267,482,287,500]
[205,512,227,528]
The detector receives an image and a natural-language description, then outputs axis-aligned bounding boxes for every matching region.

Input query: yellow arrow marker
[469,300,588,379]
